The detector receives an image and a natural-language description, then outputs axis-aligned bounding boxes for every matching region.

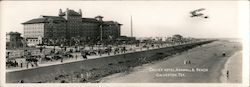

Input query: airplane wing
[196,8,205,12]
[190,8,206,18]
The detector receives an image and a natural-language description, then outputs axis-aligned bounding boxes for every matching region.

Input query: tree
[172,34,183,42]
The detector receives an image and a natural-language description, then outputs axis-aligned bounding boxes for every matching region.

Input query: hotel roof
[22,16,66,24]
[82,18,100,23]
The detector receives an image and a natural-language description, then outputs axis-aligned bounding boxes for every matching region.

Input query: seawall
[6,40,214,83]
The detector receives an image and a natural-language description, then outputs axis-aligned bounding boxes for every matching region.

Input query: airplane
[190,8,209,19]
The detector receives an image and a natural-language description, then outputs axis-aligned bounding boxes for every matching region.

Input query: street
[6,42,185,72]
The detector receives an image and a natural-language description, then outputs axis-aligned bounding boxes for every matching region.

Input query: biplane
[190,8,209,19]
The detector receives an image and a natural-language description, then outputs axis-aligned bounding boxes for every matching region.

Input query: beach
[220,51,242,83]
[100,40,242,83]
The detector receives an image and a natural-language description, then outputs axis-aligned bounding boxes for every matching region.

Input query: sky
[0,1,240,38]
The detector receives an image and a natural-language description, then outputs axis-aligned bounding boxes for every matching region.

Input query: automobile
[89,51,97,55]
[53,55,63,60]
[62,53,73,58]
[44,55,53,61]
[81,50,97,56]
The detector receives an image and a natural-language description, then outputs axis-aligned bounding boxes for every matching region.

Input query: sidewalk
[6,44,169,73]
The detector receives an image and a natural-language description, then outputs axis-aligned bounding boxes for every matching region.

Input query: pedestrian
[20,60,23,68]
[107,49,110,55]
[14,60,18,67]
[184,57,188,65]
[31,62,34,67]
[123,47,126,53]
[64,47,67,51]
[98,49,102,56]
[226,70,229,79]
[18,80,24,83]
[184,60,187,65]
[26,62,29,68]
[75,54,78,60]
[222,52,226,57]
[61,58,63,63]
[114,49,116,55]
[34,58,38,67]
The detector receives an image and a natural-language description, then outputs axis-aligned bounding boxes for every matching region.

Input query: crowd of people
[6,56,40,69]
[6,39,200,70]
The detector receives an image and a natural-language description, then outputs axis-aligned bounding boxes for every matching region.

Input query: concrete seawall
[6,40,214,83]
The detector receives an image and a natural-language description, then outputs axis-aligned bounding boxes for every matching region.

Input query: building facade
[102,21,121,40]
[6,32,24,49]
[22,8,122,46]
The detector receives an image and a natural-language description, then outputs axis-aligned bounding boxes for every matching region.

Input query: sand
[99,40,242,83]
[220,51,242,83]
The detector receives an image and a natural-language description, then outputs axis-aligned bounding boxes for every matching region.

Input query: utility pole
[130,15,133,37]
[49,19,56,52]
[100,24,103,41]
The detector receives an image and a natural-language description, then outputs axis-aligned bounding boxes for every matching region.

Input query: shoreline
[98,54,179,83]
[98,40,242,83]
[219,51,242,83]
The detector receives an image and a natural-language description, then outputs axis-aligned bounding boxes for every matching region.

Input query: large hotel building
[22,8,122,46]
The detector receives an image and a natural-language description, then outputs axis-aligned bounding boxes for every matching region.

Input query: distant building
[23,15,67,46]
[172,34,183,42]
[22,8,122,46]
[117,36,136,42]
[6,32,24,49]
[102,21,121,40]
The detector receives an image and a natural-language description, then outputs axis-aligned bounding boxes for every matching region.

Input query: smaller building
[6,50,24,58]
[116,36,136,44]
[26,37,43,46]
[102,21,122,40]
[6,48,48,59]
[6,32,24,49]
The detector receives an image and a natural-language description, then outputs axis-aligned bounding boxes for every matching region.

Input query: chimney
[66,8,69,15]
[79,9,82,16]
[64,8,69,20]
[95,15,103,21]
[59,9,63,16]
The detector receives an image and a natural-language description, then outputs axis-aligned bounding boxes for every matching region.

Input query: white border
[1,1,249,87]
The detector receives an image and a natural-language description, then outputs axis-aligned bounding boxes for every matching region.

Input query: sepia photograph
[0,1,249,87]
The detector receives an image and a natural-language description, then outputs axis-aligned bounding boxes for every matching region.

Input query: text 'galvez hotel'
[22,8,122,46]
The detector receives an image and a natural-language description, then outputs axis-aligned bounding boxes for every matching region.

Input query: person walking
[14,60,18,67]
[61,57,63,63]
[184,60,187,65]
[188,60,191,64]
[184,57,187,65]
[35,59,39,67]
[226,70,229,79]
[122,46,126,53]
[20,60,23,68]
[26,61,29,68]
